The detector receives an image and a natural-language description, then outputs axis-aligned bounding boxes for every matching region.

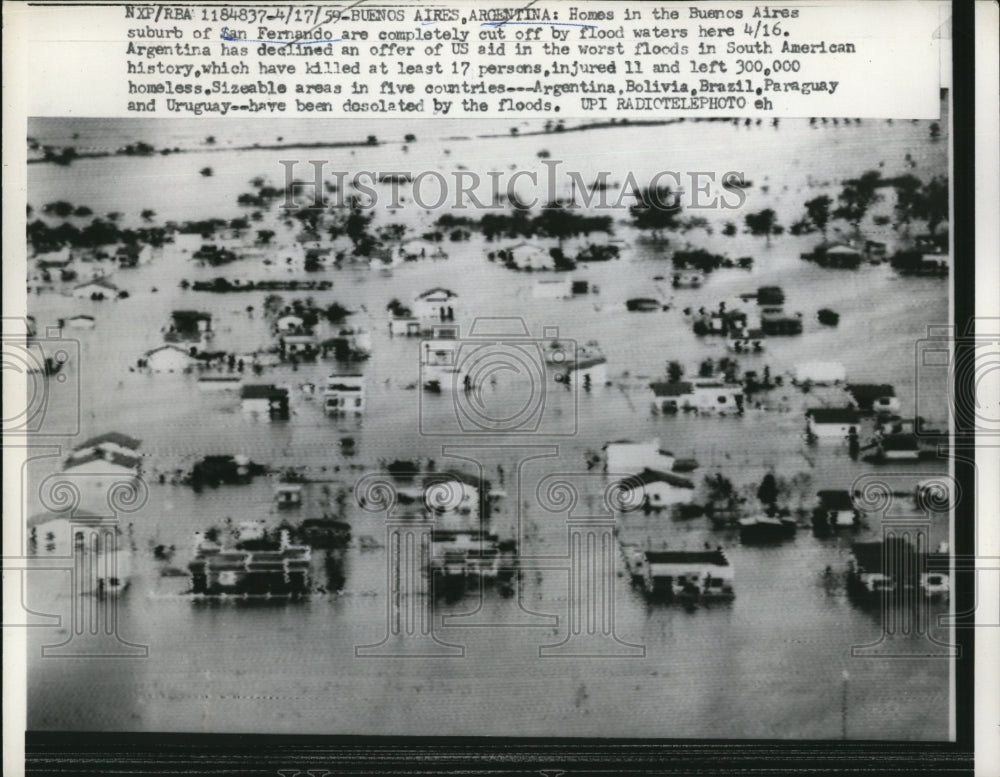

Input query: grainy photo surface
[21,109,954,739]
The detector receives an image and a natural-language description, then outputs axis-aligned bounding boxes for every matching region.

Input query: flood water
[22,115,953,739]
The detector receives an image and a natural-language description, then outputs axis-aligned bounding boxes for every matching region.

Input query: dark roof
[807,407,861,424]
[240,384,287,400]
[851,538,917,574]
[817,490,854,511]
[847,383,896,407]
[880,434,919,451]
[74,432,141,452]
[645,550,729,566]
[171,309,212,322]
[633,468,694,489]
[651,381,693,397]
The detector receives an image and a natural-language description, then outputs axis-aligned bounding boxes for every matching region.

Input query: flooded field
[22,115,952,739]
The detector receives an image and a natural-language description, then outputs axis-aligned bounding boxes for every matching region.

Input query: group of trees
[796,171,948,240]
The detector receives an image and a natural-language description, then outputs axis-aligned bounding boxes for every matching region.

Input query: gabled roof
[650,381,694,397]
[633,468,694,489]
[807,407,861,424]
[416,287,457,300]
[65,450,142,471]
[73,432,141,453]
[144,344,191,358]
[75,277,118,291]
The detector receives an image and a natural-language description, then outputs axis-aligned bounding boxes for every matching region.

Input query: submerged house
[813,489,860,533]
[240,384,289,420]
[650,380,743,414]
[871,433,920,462]
[72,277,119,300]
[533,278,572,299]
[420,325,463,391]
[62,432,143,514]
[805,408,860,441]
[29,517,131,596]
[142,344,195,373]
[166,310,212,344]
[324,374,365,415]
[187,531,311,596]
[562,355,608,388]
[795,362,847,385]
[604,439,675,474]
[643,549,734,601]
[846,537,941,600]
[802,242,863,269]
[631,468,696,509]
[759,308,803,335]
[116,243,152,268]
[672,271,704,288]
[846,383,900,414]
[413,287,458,323]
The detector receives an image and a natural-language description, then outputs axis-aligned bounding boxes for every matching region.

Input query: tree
[916,176,948,236]
[698,358,715,378]
[263,294,284,318]
[756,473,779,507]
[667,361,684,383]
[744,208,779,245]
[141,209,156,223]
[892,174,922,235]
[630,186,682,240]
[804,195,832,239]
[834,170,882,232]
[256,229,275,245]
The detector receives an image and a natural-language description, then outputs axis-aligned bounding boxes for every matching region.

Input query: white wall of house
[645,481,695,507]
[606,441,674,474]
[808,420,857,439]
[146,347,194,373]
[568,361,608,387]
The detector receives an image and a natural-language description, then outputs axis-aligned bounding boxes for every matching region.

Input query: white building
[632,468,696,508]
[532,278,572,299]
[143,344,195,373]
[806,408,861,440]
[643,549,734,599]
[604,439,675,474]
[795,362,847,385]
[275,314,305,333]
[420,326,464,391]
[413,288,458,323]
